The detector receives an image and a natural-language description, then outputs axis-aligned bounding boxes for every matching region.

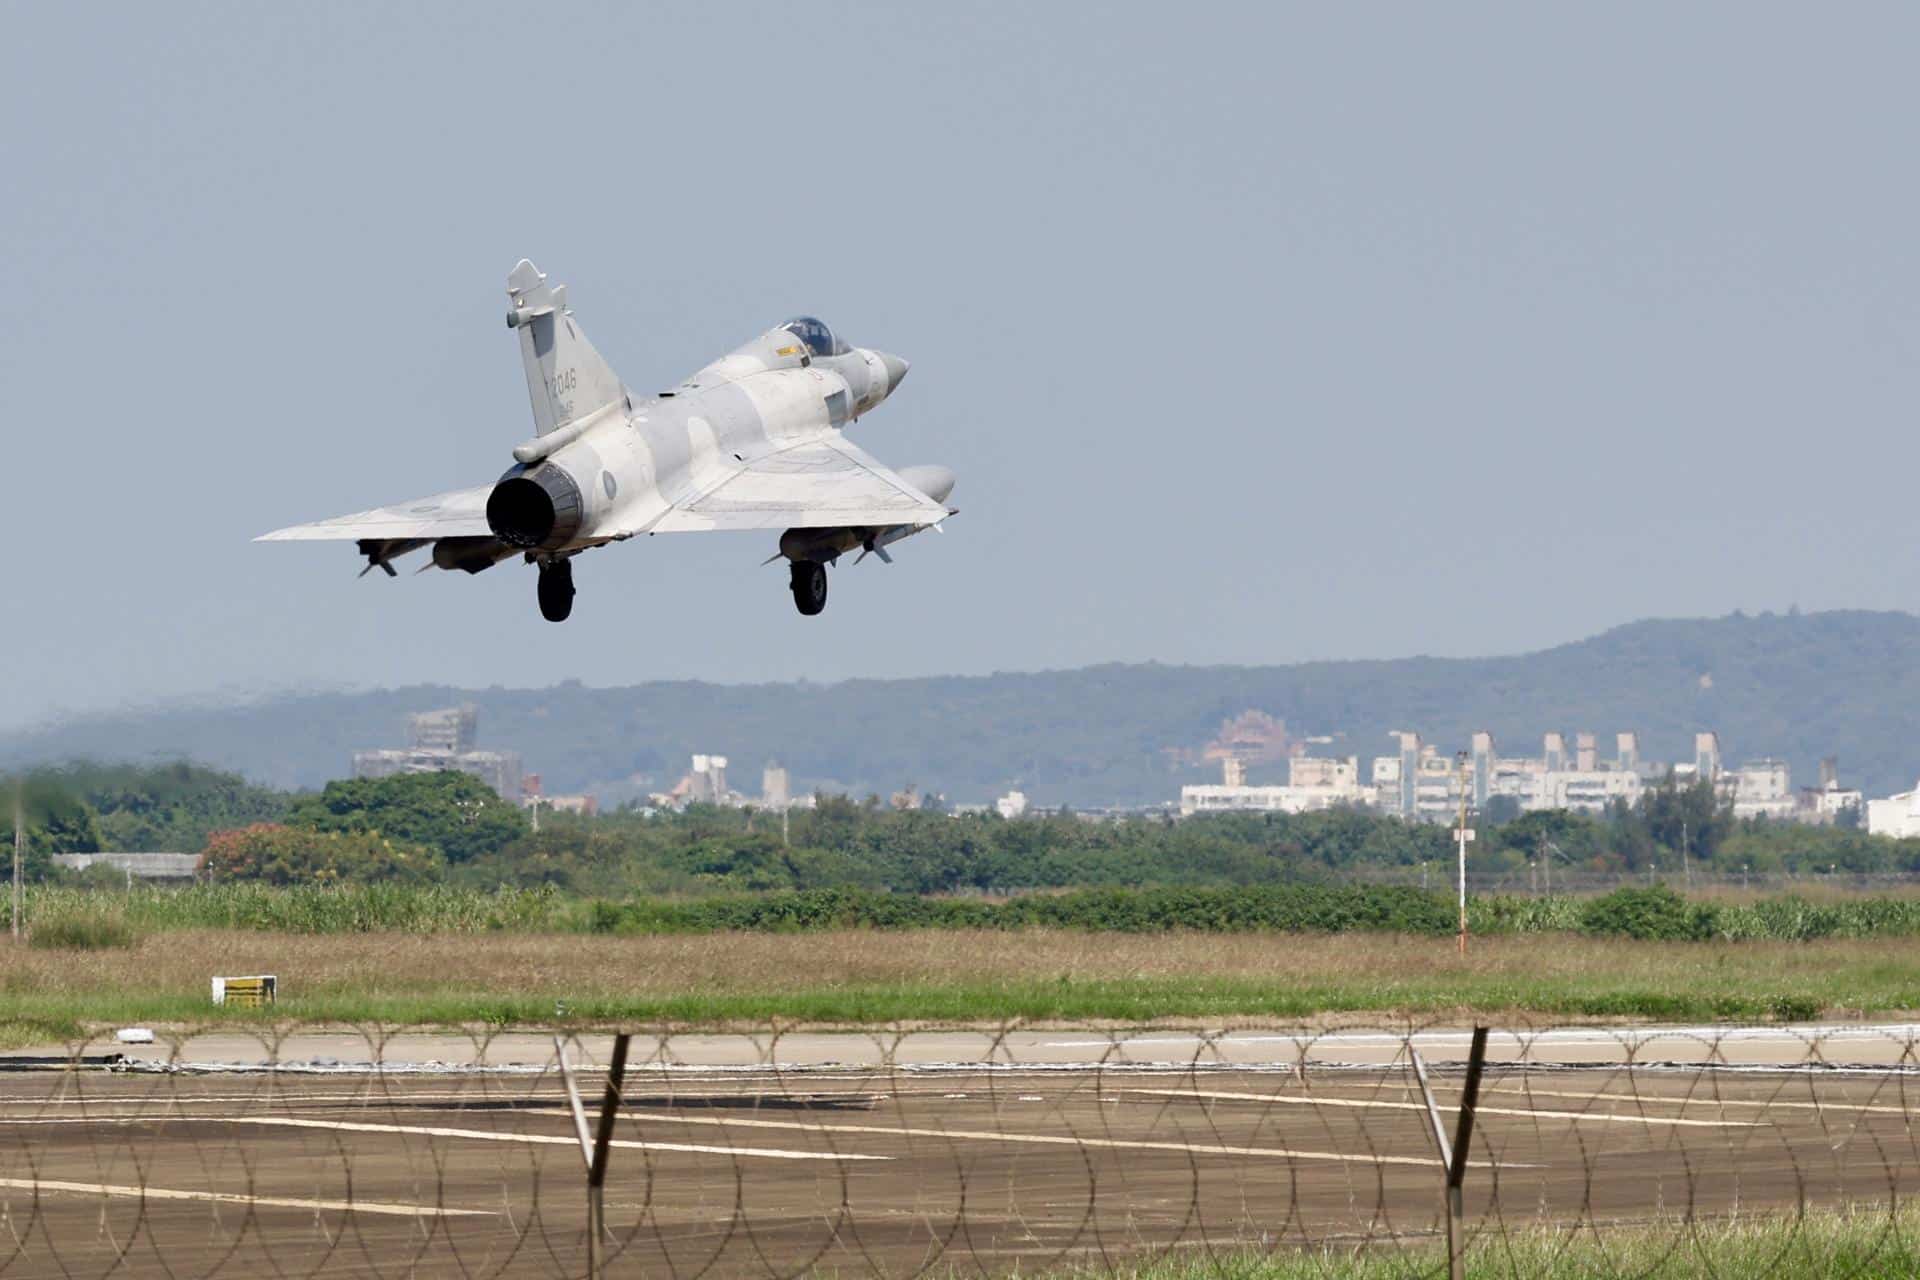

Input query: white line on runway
[0,1176,491,1217]
[1040,1024,1920,1051]
[572,1109,1509,1169]
[1120,1087,1756,1128]
[1470,1082,1920,1118]
[229,1115,888,1161]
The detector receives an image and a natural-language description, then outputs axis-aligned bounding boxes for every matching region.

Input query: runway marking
[0,1176,491,1218]
[563,1109,1506,1169]
[229,1115,888,1161]
[1470,1082,1920,1119]
[1122,1088,1757,1129]
[1040,1024,1920,1050]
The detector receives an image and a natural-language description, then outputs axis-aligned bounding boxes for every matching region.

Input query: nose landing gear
[536,557,575,622]
[790,560,828,616]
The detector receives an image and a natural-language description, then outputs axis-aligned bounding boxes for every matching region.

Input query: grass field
[5,926,1916,1049]
[1092,1204,1920,1278]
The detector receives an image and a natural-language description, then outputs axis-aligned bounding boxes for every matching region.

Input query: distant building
[352,704,522,802]
[408,706,477,755]
[1180,754,1368,816]
[1728,760,1796,821]
[1199,722,1857,827]
[1798,758,1863,826]
[1694,732,1722,783]
[52,852,198,880]
[1870,782,1920,839]
[1200,711,1293,766]
[762,763,792,810]
[1369,729,1655,821]
[653,754,741,808]
[522,774,597,817]
[541,795,598,817]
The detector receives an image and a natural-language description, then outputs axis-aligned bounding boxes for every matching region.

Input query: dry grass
[7,927,1919,1049]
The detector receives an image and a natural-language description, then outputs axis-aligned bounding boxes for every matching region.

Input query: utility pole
[1454,752,1473,956]
[11,786,22,942]
[1680,819,1690,893]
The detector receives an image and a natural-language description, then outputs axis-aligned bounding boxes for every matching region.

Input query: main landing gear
[790,560,828,616]
[537,558,574,622]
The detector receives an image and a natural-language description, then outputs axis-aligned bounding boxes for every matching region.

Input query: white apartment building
[1184,725,1845,827]
[1727,759,1796,820]
[1869,782,1920,838]
[1180,754,1369,816]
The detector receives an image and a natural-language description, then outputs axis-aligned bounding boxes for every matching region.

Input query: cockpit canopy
[779,315,849,358]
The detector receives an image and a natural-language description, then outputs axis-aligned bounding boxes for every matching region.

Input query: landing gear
[790,560,828,616]
[537,558,574,622]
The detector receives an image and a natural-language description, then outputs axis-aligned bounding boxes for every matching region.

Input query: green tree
[1640,773,1732,866]
[5,773,102,882]
[65,760,290,850]
[200,823,444,884]
[287,772,528,863]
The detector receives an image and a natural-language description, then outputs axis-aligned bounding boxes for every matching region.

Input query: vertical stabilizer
[506,259,625,436]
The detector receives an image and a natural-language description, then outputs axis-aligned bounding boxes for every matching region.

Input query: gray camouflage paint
[258,260,955,592]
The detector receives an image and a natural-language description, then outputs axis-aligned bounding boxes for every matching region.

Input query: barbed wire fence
[3,1021,1919,1277]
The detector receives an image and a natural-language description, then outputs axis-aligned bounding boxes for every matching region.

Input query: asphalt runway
[17,1021,1920,1072]
[5,1028,1920,1277]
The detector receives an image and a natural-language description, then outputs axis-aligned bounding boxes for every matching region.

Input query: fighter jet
[259,260,956,621]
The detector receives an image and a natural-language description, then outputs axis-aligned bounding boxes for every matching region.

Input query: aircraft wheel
[537,559,575,623]
[790,561,827,616]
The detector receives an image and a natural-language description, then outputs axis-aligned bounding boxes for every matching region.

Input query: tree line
[12,762,1920,893]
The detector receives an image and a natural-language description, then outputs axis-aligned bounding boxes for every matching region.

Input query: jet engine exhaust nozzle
[486,464,584,551]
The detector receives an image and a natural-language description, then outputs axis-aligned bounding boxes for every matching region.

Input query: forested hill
[5,610,1918,805]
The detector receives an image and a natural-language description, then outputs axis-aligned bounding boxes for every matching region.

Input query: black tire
[790,561,827,616]
[537,560,574,623]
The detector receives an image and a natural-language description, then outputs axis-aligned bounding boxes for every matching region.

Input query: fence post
[1409,1026,1490,1280]
[556,1032,633,1280]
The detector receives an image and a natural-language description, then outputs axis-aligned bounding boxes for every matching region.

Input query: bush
[287,772,527,864]
[200,824,445,885]
[29,902,141,950]
[587,884,1457,936]
[1579,885,1718,941]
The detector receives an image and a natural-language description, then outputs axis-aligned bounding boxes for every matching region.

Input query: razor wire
[2,1020,1919,1277]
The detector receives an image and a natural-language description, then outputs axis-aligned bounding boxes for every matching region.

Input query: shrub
[286,772,527,864]
[29,903,141,950]
[1579,885,1718,941]
[200,824,445,885]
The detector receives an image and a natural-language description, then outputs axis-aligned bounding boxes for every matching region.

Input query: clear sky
[4,5,1917,730]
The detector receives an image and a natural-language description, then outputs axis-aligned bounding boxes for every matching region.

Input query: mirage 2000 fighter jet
[259,260,956,621]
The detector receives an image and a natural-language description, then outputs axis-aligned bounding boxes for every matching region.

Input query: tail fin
[505,259,626,436]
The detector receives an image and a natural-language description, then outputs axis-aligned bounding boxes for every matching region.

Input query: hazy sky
[4,5,1917,730]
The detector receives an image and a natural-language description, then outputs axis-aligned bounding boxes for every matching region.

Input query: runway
[19,1020,1919,1072]
[4,1024,1919,1276]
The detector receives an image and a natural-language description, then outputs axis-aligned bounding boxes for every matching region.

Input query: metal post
[1454,753,1472,956]
[556,1032,633,1280]
[587,1032,631,1272]
[11,787,22,942]
[1409,1026,1490,1280]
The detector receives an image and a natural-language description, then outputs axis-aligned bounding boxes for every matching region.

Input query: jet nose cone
[878,352,910,395]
